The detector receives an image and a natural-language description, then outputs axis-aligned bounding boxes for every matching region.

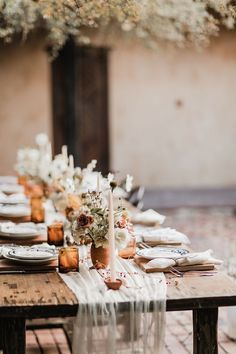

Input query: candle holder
[31,196,45,223]
[47,223,64,246]
[58,246,79,273]
[104,278,122,290]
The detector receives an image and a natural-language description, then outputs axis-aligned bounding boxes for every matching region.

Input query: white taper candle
[69,154,74,170]
[108,189,116,282]
[47,142,52,162]
[97,172,101,194]
[61,145,68,161]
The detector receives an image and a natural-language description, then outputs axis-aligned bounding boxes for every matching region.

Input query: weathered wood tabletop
[0,271,236,353]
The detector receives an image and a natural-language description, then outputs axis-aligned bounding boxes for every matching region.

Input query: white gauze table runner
[60,246,166,354]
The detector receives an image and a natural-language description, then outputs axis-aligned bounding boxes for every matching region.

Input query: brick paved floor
[163,207,236,354]
[2,207,235,354]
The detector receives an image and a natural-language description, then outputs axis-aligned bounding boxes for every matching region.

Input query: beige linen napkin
[176,249,223,266]
[134,226,190,245]
[132,209,166,226]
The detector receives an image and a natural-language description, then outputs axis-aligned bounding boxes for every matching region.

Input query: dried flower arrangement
[0,1,235,55]
[71,191,132,249]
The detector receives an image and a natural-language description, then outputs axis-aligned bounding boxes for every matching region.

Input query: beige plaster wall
[1,33,236,188]
[0,40,52,174]
[109,32,236,188]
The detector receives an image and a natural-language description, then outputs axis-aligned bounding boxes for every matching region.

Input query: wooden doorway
[51,42,109,174]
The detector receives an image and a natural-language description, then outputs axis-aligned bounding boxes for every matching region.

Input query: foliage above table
[0,0,235,55]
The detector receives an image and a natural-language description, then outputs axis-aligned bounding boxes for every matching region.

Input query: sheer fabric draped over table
[60,246,166,354]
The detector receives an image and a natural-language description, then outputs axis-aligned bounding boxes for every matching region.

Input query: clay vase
[90,243,109,269]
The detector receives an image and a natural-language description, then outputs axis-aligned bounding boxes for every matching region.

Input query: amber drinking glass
[58,246,79,273]
[118,236,136,259]
[18,175,27,186]
[31,196,45,223]
[47,223,64,246]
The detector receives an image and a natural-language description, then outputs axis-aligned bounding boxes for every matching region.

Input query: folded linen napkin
[131,209,166,226]
[175,249,223,266]
[146,258,176,269]
[134,226,190,245]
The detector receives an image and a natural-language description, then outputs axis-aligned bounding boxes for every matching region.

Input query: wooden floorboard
[26,328,71,354]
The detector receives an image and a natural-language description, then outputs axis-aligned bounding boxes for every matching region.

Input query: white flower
[125,174,133,193]
[74,167,82,177]
[60,177,75,194]
[85,159,97,173]
[35,133,48,147]
[26,149,39,161]
[50,155,68,180]
[107,173,114,184]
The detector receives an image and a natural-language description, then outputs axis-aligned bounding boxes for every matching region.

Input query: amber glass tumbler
[118,236,136,259]
[58,246,79,273]
[47,223,64,246]
[31,196,45,223]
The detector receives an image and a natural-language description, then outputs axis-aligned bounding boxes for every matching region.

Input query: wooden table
[0,272,236,354]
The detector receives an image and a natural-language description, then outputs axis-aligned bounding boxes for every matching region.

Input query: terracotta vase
[90,243,109,269]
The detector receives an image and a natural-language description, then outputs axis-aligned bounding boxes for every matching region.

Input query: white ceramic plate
[0,228,39,239]
[0,205,31,217]
[0,194,29,205]
[0,184,24,194]
[0,222,46,239]
[8,248,55,260]
[136,247,189,260]
[3,252,56,265]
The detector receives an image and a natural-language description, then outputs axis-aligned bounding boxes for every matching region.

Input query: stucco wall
[110,32,236,187]
[0,33,236,188]
[0,40,52,174]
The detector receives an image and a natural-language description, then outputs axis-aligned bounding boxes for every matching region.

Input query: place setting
[0,183,24,195]
[134,245,222,274]
[134,225,191,246]
[0,221,47,244]
[0,191,29,205]
[0,203,31,216]
[0,244,58,273]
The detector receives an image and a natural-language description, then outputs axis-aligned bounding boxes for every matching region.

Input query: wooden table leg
[193,307,218,354]
[0,319,3,350]
[2,318,26,354]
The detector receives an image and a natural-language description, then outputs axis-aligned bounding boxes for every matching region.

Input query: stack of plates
[0,192,29,205]
[0,223,39,239]
[0,184,24,195]
[136,246,189,260]
[3,247,56,265]
[0,204,31,218]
